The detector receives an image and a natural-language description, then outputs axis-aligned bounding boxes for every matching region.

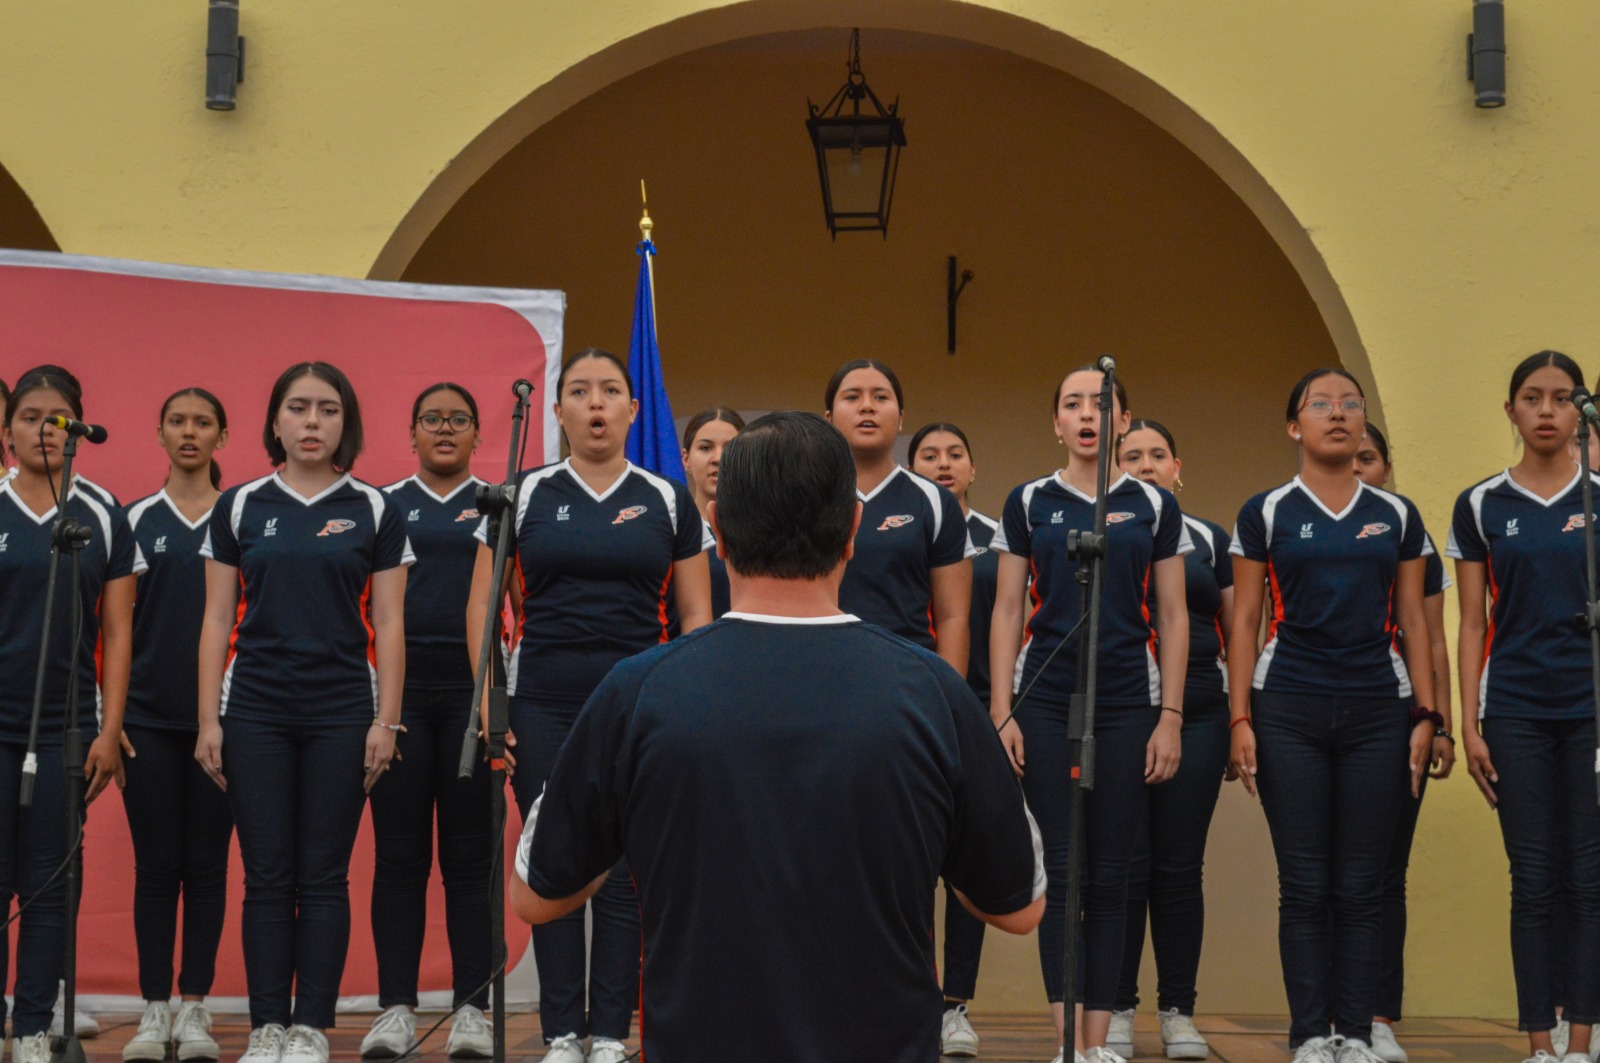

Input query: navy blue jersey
[1147,515,1234,697]
[1423,538,1449,598]
[481,460,710,704]
[384,475,486,689]
[966,511,1000,703]
[1447,467,1600,719]
[0,476,142,743]
[838,466,974,650]
[75,475,120,509]
[1232,478,1425,697]
[516,614,1042,1063]
[200,473,414,723]
[704,517,731,619]
[993,473,1190,707]
[125,491,212,730]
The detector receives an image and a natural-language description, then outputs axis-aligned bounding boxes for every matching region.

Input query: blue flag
[625,239,686,482]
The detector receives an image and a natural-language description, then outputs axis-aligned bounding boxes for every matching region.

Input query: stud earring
[1175,478,1184,492]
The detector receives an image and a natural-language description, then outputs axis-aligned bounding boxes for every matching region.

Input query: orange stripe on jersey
[1483,556,1500,673]
[657,565,675,643]
[1265,560,1285,643]
[1023,557,1043,644]
[360,577,377,668]
[226,570,246,670]
[1142,563,1157,661]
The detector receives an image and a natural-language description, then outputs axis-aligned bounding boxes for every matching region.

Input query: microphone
[40,415,109,445]
[1097,354,1117,374]
[1574,387,1600,427]
[512,379,535,400]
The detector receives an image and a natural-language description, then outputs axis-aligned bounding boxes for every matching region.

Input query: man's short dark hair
[717,411,856,580]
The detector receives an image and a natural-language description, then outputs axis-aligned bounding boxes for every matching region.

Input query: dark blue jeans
[1252,691,1410,1049]
[0,740,76,1036]
[1375,771,1427,1022]
[1115,690,1230,1015]
[1018,699,1159,1009]
[509,696,639,1043]
[1482,716,1600,1030]
[123,723,233,1000]
[224,715,370,1029]
[368,685,493,1009]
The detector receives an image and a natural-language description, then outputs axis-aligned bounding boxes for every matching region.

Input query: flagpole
[640,179,657,330]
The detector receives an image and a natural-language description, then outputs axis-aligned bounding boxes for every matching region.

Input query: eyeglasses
[416,413,476,433]
[1299,399,1365,418]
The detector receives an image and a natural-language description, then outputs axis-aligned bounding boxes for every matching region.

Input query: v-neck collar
[0,476,58,525]
[562,459,632,503]
[1293,475,1364,521]
[1502,465,1584,508]
[273,472,351,506]
[856,464,903,504]
[158,489,213,531]
[407,474,479,506]
[1052,470,1131,504]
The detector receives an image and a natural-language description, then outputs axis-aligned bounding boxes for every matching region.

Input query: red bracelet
[1229,716,1252,730]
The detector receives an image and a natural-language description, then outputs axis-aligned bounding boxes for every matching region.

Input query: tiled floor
[75,1009,1534,1063]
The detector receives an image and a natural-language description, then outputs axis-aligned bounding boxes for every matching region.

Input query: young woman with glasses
[1228,369,1437,1063]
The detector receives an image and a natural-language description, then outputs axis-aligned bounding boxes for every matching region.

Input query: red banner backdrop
[0,250,564,1007]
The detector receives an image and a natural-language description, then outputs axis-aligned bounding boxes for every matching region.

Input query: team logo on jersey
[0,533,8,553]
[613,505,648,525]
[557,505,571,522]
[1300,523,1315,539]
[878,514,915,531]
[264,518,279,538]
[407,509,421,522]
[1506,518,1520,536]
[456,509,479,522]
[154,535,168,554]
[317,519,358,537]
[1564,514,1588,533]
[1356,522,1391,539]
[1050,511,1065,524]
[1106,512,1136,524]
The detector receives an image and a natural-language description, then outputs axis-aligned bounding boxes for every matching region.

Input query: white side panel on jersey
[634,465,681,534]
[900,467,946,540]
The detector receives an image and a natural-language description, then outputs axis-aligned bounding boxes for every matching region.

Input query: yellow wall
[4,0,1598,1019]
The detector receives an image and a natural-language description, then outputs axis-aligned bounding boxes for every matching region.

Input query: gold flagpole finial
[639,180,653,242]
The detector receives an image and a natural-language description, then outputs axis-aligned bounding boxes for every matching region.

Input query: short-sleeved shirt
[1231,477,1425,697]
[200,473,414,722]
[992,473,1190,707]
[838,466,974,650]
[478,460,709,705]
[383,475,486,690]
[125,490,211,730]
[1148,514,1234,698]
[1447,467,1600,719]
[704,517,731,619]
[516,613,1043,1063]
[0,476,142,743]
[965,511,1000,703]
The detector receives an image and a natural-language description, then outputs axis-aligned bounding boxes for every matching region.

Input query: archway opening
[0,161,59,254]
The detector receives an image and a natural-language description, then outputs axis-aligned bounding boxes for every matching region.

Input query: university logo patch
[1356,522,1391,539]
[455,509,479,522]
[407,509,421,522]
[613,505,648,525]
[1050,511,1065,524]
[317,519,358,537]
[557,505,571,522]
[264,518,279,538]
[154,535,168,554]
[1299,523,1314,539]
[1564,514,1588,533]
[878,514,915,531]
[0,532,8,553]
[1506,518,1520,536]
[1106,512,1136,524]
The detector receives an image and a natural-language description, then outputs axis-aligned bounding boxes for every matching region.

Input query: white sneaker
[1521,1052,1561,1063]
[238,1025,288,1063]
[542,1034,584,1063]
[1335,1037,1383,1063]
[1292,1036,1339,1063]
[280,1026,329,1063]
[124,1001,173,1062]
[1107,1009,1136,1057]
[941,1004,979,1057]
[1368,1024,1407,1063]
[1559,1053,1591,1063]
[1047,1052,1088,1063]
[359,1007,417,1059]
[1086,1047,1129,1063]
[13,1033,52,1063]
[1160,1009,1209,1060]
[174,1002,221,1062]
[1553,1021,1572,1058]
[445,1005,493,1059]
[51,982,101,1038]
[588,1039,629,1063]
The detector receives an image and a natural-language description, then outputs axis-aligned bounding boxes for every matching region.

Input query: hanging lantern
[805,29,907,238]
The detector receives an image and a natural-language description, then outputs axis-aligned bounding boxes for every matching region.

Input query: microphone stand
[21,431,93,1063]
[1060,358,1117,1052]
[1577,408,1600,805]
[457,382,532,1063]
